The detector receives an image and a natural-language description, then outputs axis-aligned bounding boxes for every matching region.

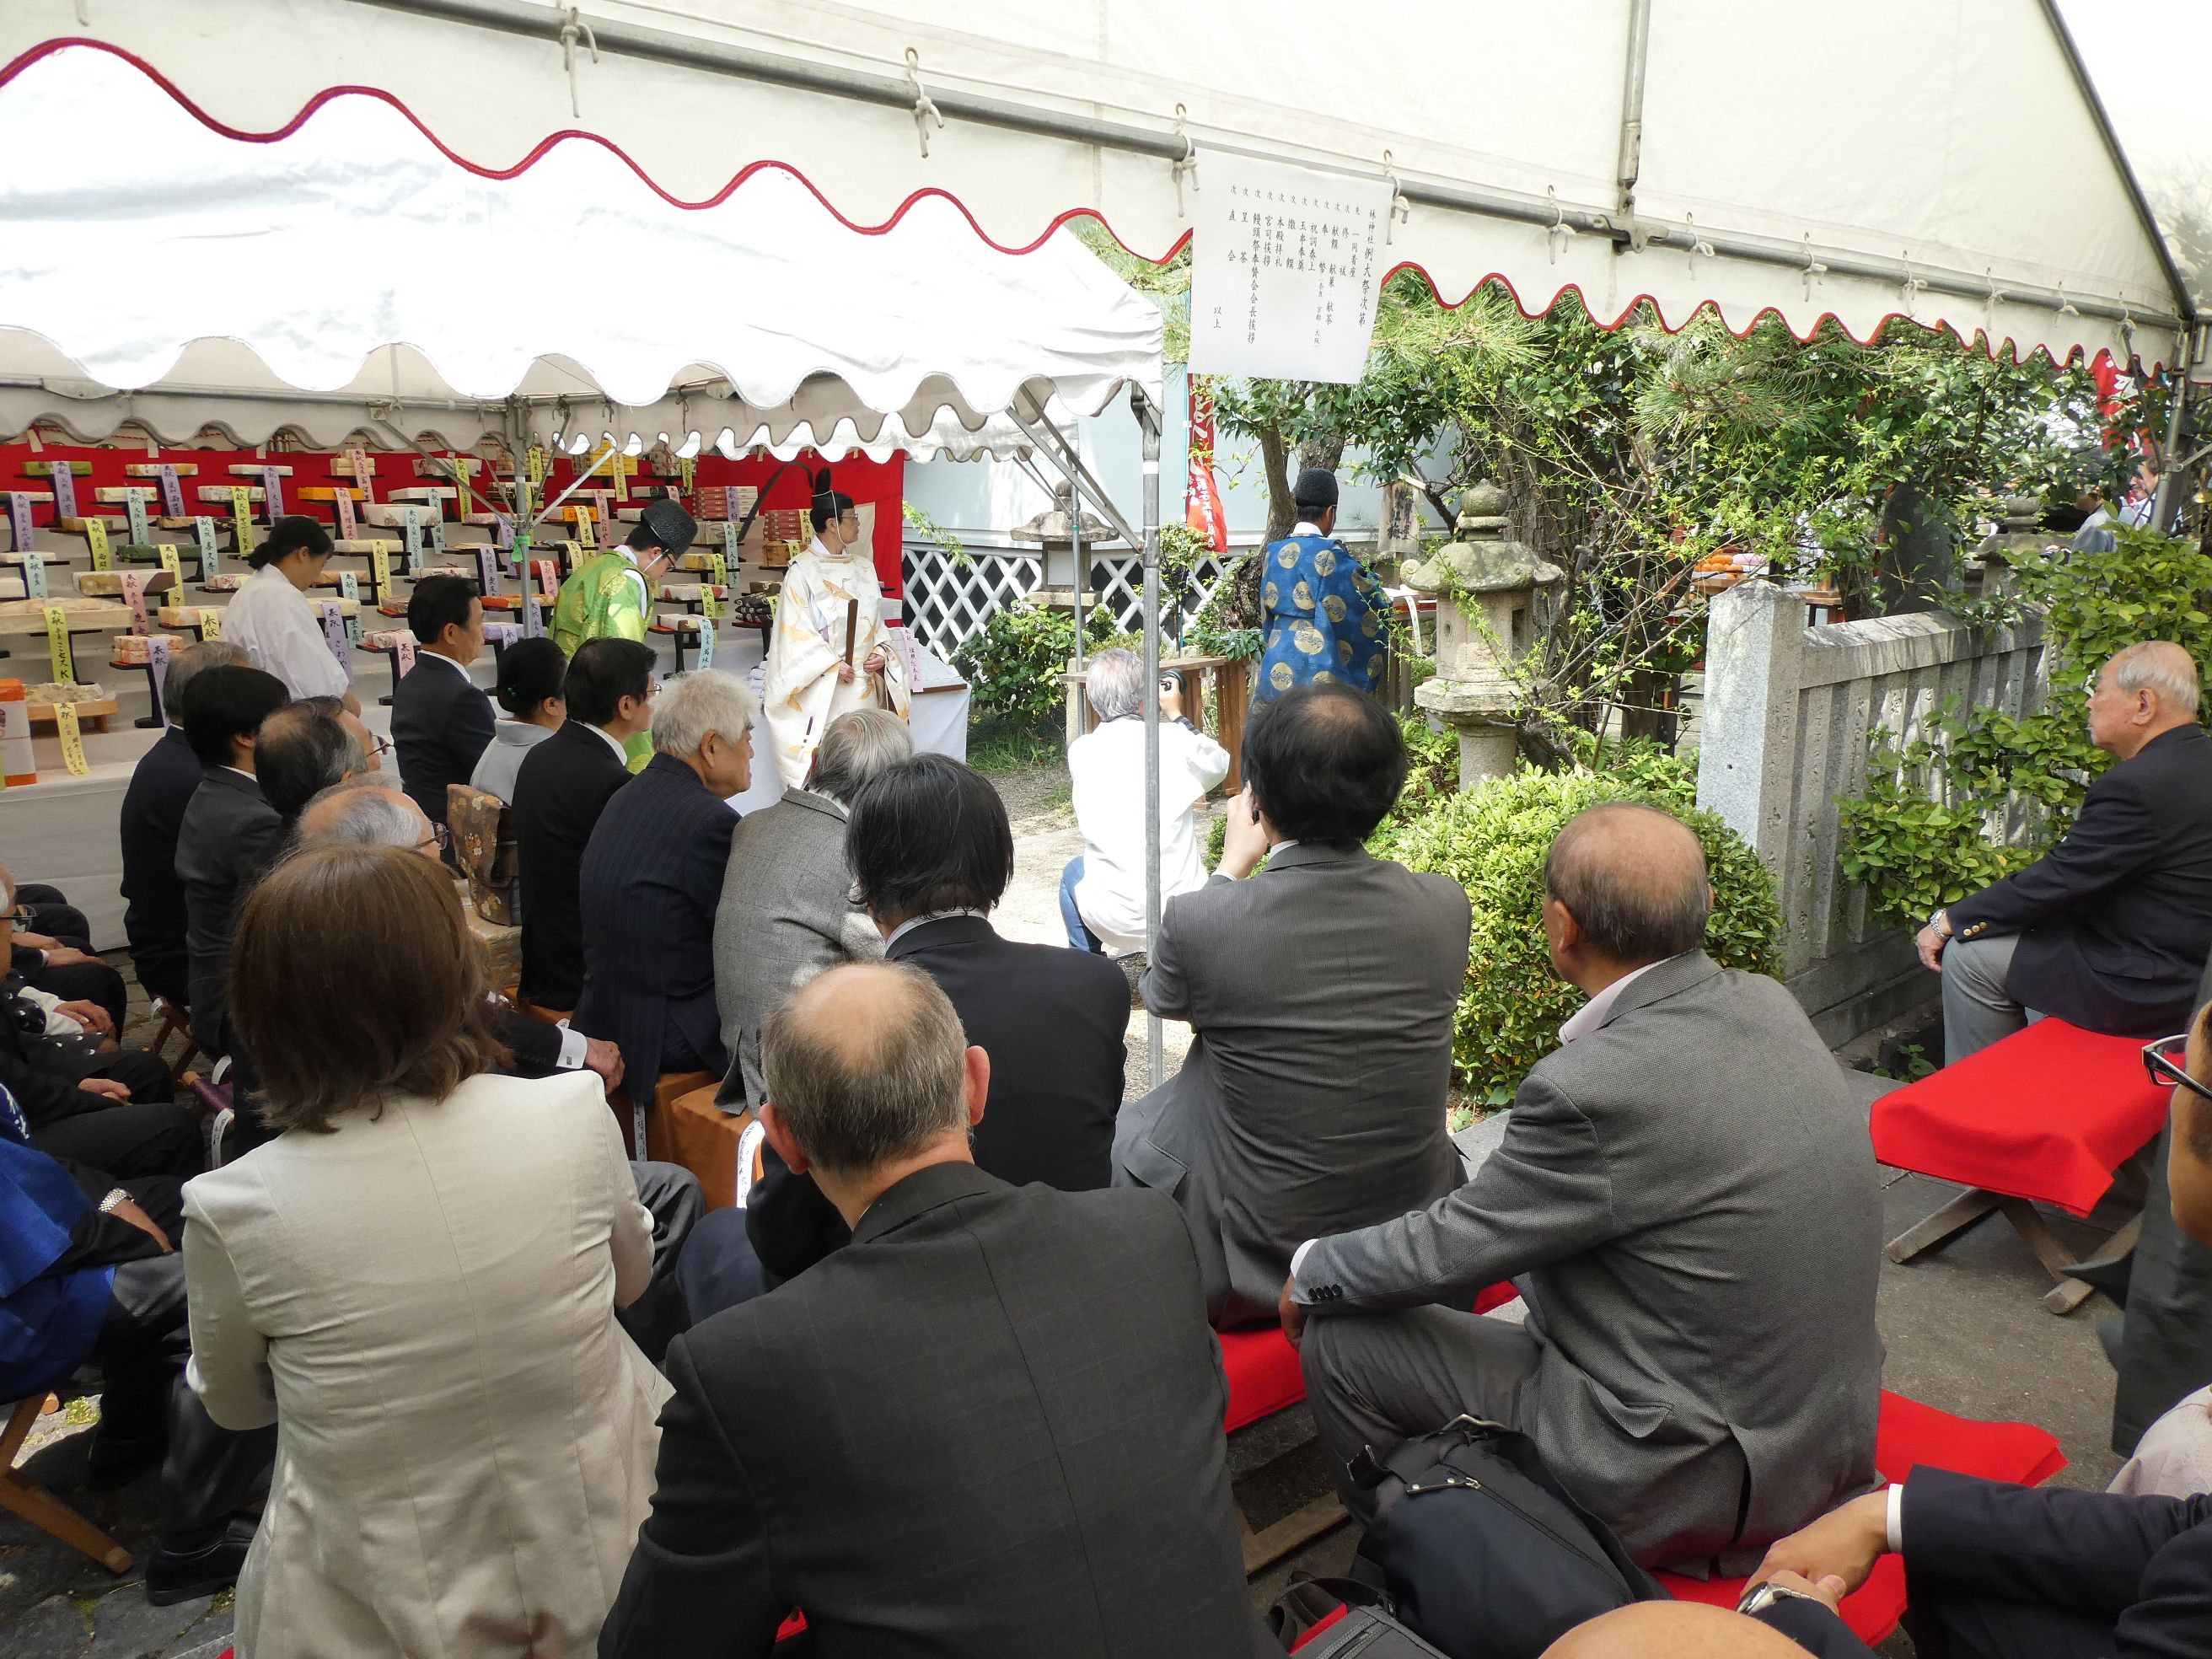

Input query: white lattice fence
[902,540,1243,657]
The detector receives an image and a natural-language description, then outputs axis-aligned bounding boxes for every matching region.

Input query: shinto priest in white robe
[761,535,911,787]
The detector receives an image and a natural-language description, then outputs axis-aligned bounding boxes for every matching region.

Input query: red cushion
[1652,1389,2067,1644]
[1871,1017,2169,1216]
[1220,1285,1517,1433]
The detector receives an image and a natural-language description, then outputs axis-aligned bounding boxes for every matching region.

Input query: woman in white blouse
[223,516,358,711]
[182,841,668,1657]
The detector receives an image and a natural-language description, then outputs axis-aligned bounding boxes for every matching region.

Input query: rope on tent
[1899,260,1927,321]
[1382,152,1409,246]
[558,6,600,121]
[905,50,945,159]
[1680,212,1715,276]
[1800,234,1828,301]
[1984,270,2009,342]
[1547,188,1576,266]
[1172,105,1198,217]
[2055,285,2081,319]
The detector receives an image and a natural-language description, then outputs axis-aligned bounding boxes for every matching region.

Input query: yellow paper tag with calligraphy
[370,543,392,594]
[574,505,593,546]
[197,606,223,640]
[230,487,253,556]
[528,446,548,487]
[53,701,89,776]
[83,518,112,572]
[703,553,727,620]
[679,456,695,494]
[43,605,72,682]
[158,544,180,579]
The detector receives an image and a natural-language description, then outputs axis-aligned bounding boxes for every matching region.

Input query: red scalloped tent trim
[1,37,2137,371]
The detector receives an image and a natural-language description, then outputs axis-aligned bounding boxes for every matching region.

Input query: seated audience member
[0,1091,272,1603]
[290,776,702,1359]
[713,706,911,1112]
[175,664,291,1054]
[1286,804,1884,1573]
[186,843,673,1657]
[602,962,1269,1659]
[1,867,194,1179]
[2,866,126,1036]
[1061,647,1231,953]
[513,637,656,1012]
[1748,1460,2212,1658]
[1917,642,2212,1064]
[1113,682,1469,1329]
[252,696,368,827]
[691,753,1130,1315]
[120,642,246,1008]
[392,573,494,835]
[1544,1601,1839,1658]
[2172,998,2212,1248]
[2110,1383,2212,1500]
[575,669,753,1092]
[469,635,568,803]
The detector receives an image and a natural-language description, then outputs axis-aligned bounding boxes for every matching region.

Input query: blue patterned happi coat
[1255,533,1388,701]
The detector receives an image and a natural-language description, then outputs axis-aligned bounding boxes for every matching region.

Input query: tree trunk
[1297,434,1346,476]
[1258,424,1297,543]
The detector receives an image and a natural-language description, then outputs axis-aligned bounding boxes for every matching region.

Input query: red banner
[1185,380,1229,553]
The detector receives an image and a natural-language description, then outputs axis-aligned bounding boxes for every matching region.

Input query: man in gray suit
[1114,683,1469,1329]
[1285,804,1883,1574]
[711,708,913,1112]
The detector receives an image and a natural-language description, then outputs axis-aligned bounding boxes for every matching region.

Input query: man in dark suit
[1114,682,1470,1329]
[1287,805,1882,1574]
[1746,1467,2212,1657]
[575,670,753,1090]
[513,638,656,1012]
[119,642,246,1009]
[174,665,292,1055]
[1919,641,2212,1063]
[390,574,494,835]
[601,961,1268,1659]
[687,754,1130,1314]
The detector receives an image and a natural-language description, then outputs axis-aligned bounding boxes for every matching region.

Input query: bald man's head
[1544,1602,1810,1659]
[2089,641,2202,758]
[1544,803,1711,967]
[762,962,969,1176]
[297,781,433,855]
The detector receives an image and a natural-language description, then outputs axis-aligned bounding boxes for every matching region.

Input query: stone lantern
[1403,481,1563,787]
[1967,495,2046,596]
[1009,481,1123,614]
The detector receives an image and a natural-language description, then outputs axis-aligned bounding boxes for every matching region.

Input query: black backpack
[1346,1415,1668,1659]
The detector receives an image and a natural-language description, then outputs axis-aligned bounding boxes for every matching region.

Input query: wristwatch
[97,1188,130,1215]
[1736,1581,1824,1618]
[1926,909,1952,939]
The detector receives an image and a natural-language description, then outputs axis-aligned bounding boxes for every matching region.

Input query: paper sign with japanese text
[7,493,32,556]
[319,601,352,679]
[124,492,150,545]
[154,465,185,518]
[197,607,223,640]
[44,605,72,682]
[83,518,111,572]
[46,461,76,522]
[121,571,150,634]
[53,702,89,776]
[194,518,222,579]
[260,468,287,518]
[148,635,173,725]
[20,550,46,600]
[334,486,357,541]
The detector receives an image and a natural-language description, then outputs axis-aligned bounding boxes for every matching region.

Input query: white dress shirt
[223,563,351,701]
[1068,717,1232,951]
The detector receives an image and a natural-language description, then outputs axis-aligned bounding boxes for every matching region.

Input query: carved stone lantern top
[1973,493,2051,572]
[1009,481,1122,549]
[1403,481,1564,597]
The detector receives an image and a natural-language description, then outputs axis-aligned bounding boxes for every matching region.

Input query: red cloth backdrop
[0,438,905,599]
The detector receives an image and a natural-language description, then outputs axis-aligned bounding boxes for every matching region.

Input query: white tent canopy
[3,0,2194,376]
[0,40,1162,456]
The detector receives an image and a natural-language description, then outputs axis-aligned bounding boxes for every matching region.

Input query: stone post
[1403,481,1563,788]
[1694,577,1803,867]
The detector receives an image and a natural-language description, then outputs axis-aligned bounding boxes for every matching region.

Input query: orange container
[0,679,35,786]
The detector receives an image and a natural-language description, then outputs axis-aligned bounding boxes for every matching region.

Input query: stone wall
[1695,579,2048,1045]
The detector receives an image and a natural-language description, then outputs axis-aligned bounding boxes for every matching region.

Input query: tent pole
[1135,386,1164,1088]
[1613,0,1652,240]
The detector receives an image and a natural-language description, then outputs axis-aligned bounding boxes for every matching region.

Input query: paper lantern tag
[194,517,222,579]
[147,635,173,725]
[319,601,352,678]
[393,636,416,677]
[346,448,373,503]
[124,493,150,545]
[197,606,223,639]
[121,571,150,634]
[369,543,392,596]
[334,486,357,540]
[53,701,89,777]
[475,546,501,597]
[7,492,33,555]
[230,488,254,556]
[695,616,716,670]
[83,518,111,572]
[158,544,180,580]
[19,550,46,599]
[44,604,72,682]
[46,461,76,522]
[154,464,185,518]
[260,467,287,518]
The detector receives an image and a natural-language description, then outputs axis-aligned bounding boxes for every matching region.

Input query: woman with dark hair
[222,514,357,710]
[180,843,669,1659]
[759,468,909,787]
[469,634,569,803]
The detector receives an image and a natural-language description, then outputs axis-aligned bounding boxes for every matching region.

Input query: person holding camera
[1061,648,1231,953]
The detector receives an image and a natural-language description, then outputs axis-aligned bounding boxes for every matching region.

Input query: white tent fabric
[0,41,1162,448]
[3,0,2192,371]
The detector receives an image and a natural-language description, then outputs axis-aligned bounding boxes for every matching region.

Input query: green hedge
[1368,757,1781,1101]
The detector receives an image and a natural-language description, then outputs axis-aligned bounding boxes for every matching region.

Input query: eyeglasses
[368,734,395,760]
[414,824,450,855]
[2141,1034,2212,1103]
[1,907,30,927]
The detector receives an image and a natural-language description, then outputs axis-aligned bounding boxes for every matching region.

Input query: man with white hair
[1061,646,1231,953]
[576,670,757,1092]
[1919,640,2212,1062]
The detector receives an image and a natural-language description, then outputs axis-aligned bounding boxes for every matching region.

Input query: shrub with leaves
[1369,758,1781,1100]
[951,602,1125,725]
